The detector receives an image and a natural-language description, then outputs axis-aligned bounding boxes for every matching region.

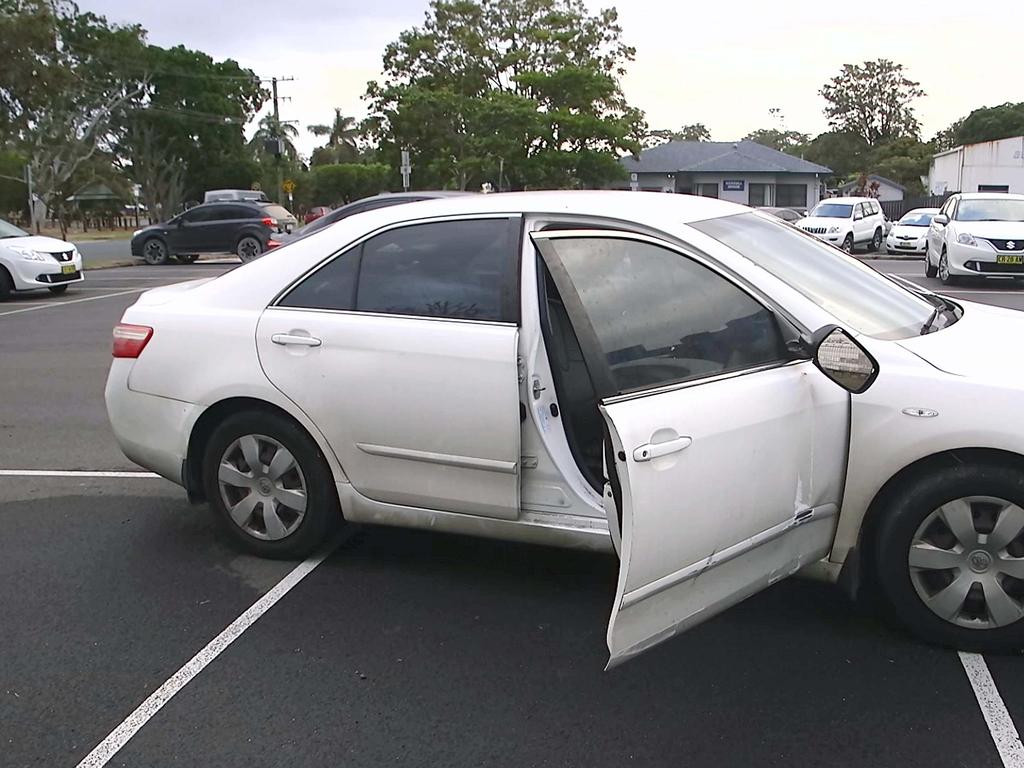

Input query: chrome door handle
[271,333,321,347]
[633,436,692,462]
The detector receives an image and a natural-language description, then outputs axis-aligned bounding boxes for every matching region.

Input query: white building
[929,136,1024,195]
[616,140,831,211]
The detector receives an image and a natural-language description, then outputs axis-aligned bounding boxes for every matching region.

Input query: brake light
[267,239,282,249]
[112,323,153,358]
[261,217,275,228]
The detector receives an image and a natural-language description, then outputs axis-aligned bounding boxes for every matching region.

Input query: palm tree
[250,114,299,160]
[308,108,359,162]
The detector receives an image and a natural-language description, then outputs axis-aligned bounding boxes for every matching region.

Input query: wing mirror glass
[933,214,949,226]
[811,326,878,394]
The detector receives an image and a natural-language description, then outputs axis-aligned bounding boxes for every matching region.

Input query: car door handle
[632,436,692,462]
[271,333,322,347]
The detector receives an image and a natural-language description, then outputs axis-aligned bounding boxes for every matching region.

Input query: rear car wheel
[870,228,883,252]
[143,238,169,265]
[236,236,263,263]
[202,411,340,559]
[0,266,12,300]
[873,462,1024,653]
[48,285,69,295]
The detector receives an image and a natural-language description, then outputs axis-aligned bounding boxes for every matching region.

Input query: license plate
[997,254,1023,265]
[897,243,915,249]
[61,264,76,275]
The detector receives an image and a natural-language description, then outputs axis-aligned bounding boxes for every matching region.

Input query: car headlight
[827,226,840,234]
[957,232,978,246]
[8,246,48,262]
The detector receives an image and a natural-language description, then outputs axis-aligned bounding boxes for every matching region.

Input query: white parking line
[75,538,342,768]
[0,469,160,478]
[0,289,147,317]
[959,652,1024,767]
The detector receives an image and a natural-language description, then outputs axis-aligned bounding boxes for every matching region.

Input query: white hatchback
[0,219,84,299]
[886,208,939,255]
[105,191,1024,663]
[926,193,1024,285]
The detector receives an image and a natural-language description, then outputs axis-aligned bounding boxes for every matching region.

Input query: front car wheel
[874,462,1024,653]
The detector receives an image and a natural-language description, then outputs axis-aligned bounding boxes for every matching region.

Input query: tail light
[267,239,282,249]
[112,323,153,358]
[261,217,275,228]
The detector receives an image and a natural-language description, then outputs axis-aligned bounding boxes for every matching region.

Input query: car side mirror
[933,214,949,226]
[809,326,878,394]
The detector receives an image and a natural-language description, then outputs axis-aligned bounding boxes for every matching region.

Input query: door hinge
[521,456,538,469]
[517,356,526,384]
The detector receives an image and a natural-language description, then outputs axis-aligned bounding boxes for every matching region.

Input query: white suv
[926,193,1024,285]
[797,197,887,253]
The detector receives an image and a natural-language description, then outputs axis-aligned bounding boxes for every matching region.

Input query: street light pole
[24,164,36,232]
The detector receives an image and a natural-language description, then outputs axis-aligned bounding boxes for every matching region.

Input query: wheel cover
[843,236,853,252]
[909,496,1024,629]
[217,434,308,541]
[144,240,165,263]
[939,253,950,281]
[238,238,260,261]
[873,231,882,247]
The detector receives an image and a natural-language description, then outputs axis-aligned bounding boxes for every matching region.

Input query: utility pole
[24,164,36,233]
[263,76,295,205]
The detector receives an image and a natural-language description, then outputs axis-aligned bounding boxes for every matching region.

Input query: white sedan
[0,218,84,299]
[105,191,1024,664]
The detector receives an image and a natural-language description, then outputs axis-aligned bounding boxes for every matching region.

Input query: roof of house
[621,140,831,175]
[838,174,906,193]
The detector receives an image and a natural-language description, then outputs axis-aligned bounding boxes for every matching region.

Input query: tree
[364,0,644,191]
[0,0,149,235]
[310,163,391,205]
[743,128,810,153]
[643,123,711,146]
[800,131,870,180]
[309,109,361,165]
[935,102,1024,149]
[865,137,933,194]
[820,60,925,144]
[250,114,299,162]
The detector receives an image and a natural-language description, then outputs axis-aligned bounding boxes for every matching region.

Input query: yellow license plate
[61,264,76,274]
[996,254,1023,265]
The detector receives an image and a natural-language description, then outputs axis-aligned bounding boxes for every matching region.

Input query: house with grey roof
[837,174,906,202]
[616,140,832,211]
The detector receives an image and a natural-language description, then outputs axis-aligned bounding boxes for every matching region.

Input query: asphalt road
[1,262,1022,767]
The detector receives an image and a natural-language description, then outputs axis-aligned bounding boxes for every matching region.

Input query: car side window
[357,219,515,321]
[228,205,256,219]
[279,218,517,322]
[182,207,215,223]
[545,237,788,394]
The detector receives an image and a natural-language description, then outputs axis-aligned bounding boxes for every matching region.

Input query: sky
[81,0,1024,157]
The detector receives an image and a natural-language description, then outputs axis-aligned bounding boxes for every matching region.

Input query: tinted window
[227,205,259,219]
[548,237,786,394]
[775,184,807,208]
[182,207,217,223]
[280,250,359,311]
[693,213,937,340]
[357,219,514,321]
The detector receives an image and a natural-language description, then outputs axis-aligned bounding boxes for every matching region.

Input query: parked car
[107,191,1024,663]
[131,202,292,264]
[797,197,887,252]
[204,189,270,203]
[276,191,472,245]
[925,193,1024,285]
[758,206,803,223]
[0,218,83,300]
[886,208,939,256]
[304,206,332,225]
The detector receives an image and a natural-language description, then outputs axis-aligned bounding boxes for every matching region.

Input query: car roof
[957,192,1024,201]
[817,197,874,204]
[902,207,940,214]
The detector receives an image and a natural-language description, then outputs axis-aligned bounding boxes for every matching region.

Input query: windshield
[810,203,852,219]
[955,198,1024,222]
[898,211,935,227]
[0,218,29,238]
[692,213,939,340]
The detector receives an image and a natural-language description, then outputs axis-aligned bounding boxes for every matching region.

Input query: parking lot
[2,259,1023,767]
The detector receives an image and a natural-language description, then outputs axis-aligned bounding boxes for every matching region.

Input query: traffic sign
[282,179,296,194]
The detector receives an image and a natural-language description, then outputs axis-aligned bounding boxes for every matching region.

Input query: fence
[880,193,954,221]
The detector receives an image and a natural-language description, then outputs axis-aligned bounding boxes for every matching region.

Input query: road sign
[282,179,296,195]
[400,149,412,192]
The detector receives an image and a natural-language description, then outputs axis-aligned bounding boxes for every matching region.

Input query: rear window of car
[262,205,293,220]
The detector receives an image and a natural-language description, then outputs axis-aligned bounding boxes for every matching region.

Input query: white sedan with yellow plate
[0,218,84,300]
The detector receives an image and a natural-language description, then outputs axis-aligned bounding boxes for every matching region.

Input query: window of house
[749,183,770,206]
[545,237,787,394]
[698,183,719,198]
[978,185,1010,193]
[280,219,517,322]
[775,184,807,208]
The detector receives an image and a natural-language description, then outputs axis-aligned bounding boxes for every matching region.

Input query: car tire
[176,254,199,264]
[842,233,854,253]
[236,236,263,263]
[938,249,958,285]
[0,266,13,300]
[48,285,69,295]
[202,410,341,559]
[925,253,938,278]
[873,461,1024,653]
[870,228,883,253]
[142,238,169,265]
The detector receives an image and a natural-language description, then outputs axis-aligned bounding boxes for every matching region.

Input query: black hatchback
[131,202,293,265]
